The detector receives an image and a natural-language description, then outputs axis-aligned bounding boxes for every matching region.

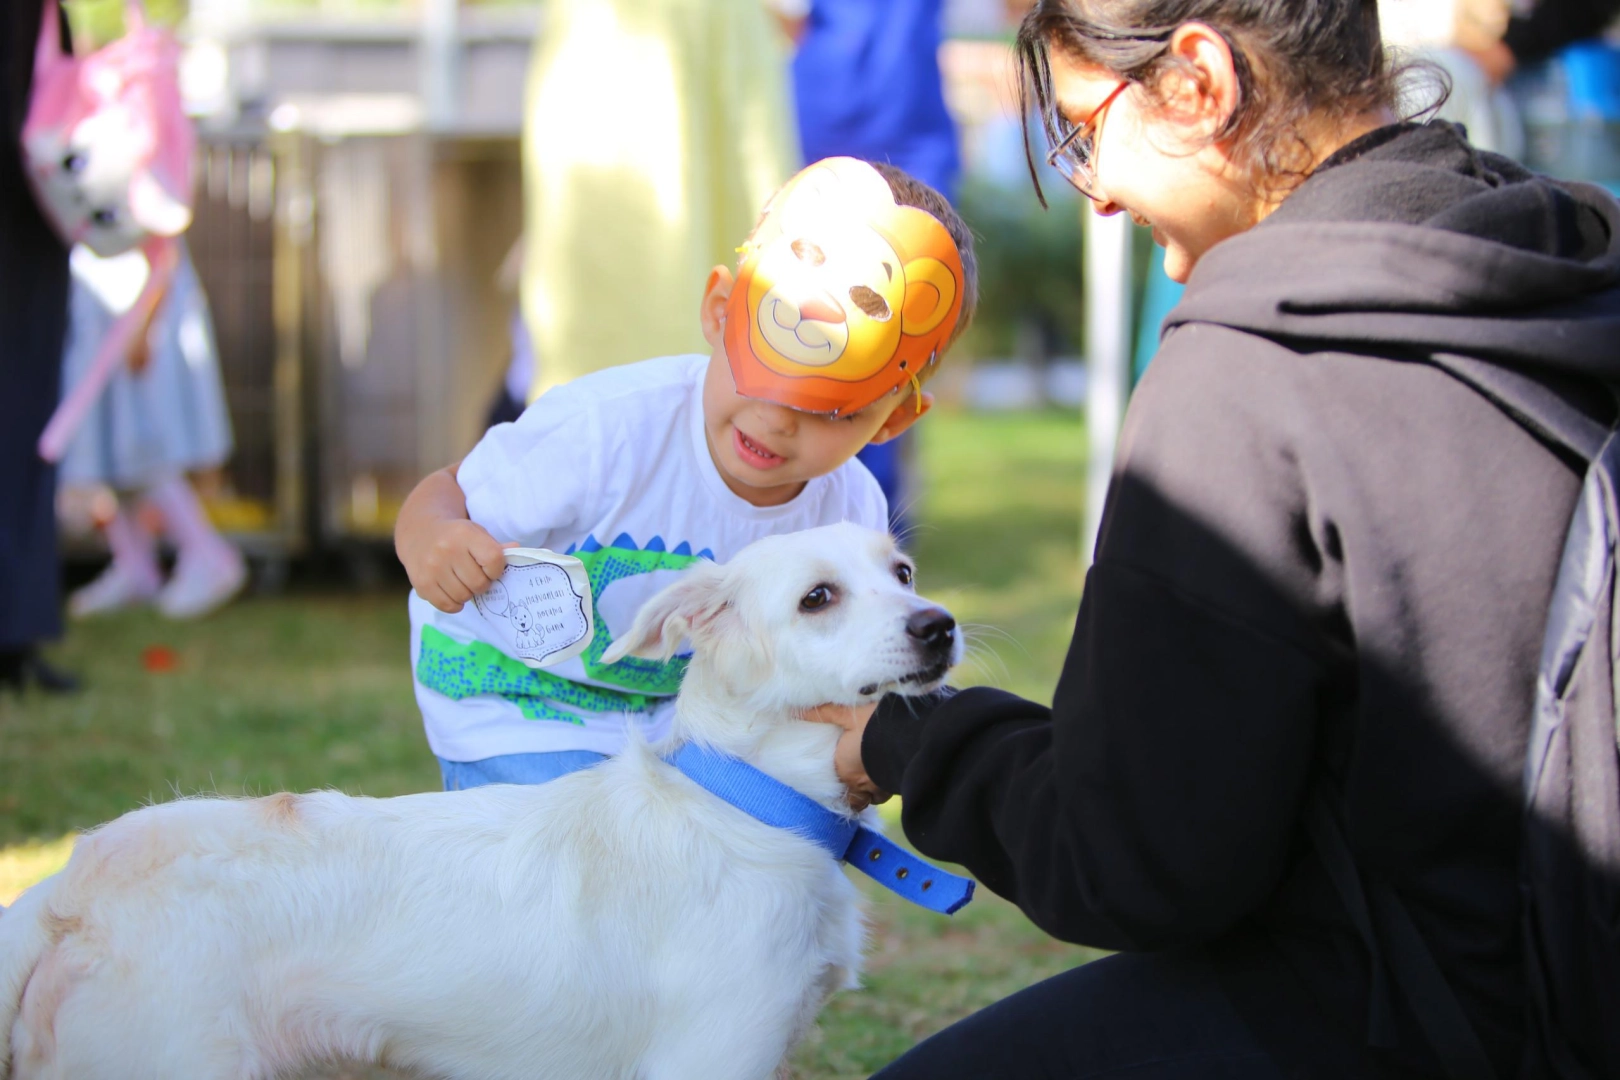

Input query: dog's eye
[895,564,914,586]
[800,585,834,612]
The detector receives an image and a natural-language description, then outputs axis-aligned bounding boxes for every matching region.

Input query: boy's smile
[697,292,930,509]
[732,425,786,469]
[700,352,911,507]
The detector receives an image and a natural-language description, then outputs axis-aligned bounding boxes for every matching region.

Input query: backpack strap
[1528,428,1620,797]
[1518,427,1620,1080]
[1307,786,1501,1080]
[1424,352,1609,465]
[1309,352,1617,1080]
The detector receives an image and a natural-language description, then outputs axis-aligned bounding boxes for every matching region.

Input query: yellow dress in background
[522,0,799,399]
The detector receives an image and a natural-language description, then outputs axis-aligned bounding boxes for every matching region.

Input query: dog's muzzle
[906,606,956,660]
[886,605,956,691]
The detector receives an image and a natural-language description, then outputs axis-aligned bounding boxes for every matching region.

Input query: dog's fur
[0,523,959,1080]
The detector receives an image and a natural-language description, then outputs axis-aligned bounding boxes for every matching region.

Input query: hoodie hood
[1164,123,1620,380]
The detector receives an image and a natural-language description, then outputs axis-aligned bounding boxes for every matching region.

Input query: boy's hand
[402,520,514,613]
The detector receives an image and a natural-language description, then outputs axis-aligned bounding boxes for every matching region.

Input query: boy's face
[699,267,931,508]
[725,158,963,417]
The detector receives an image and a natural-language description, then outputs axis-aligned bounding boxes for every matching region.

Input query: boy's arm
[395,461,513,613]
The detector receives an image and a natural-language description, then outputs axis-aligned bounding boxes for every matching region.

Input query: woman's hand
[801,701,888,811]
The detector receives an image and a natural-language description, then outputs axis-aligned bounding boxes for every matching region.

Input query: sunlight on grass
[0,834,75,906]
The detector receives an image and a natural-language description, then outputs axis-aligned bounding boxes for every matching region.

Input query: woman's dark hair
[1016,0,1430,201]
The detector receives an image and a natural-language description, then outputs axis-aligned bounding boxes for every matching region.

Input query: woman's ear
[1162,22,1241,140]
[700,266,734,350]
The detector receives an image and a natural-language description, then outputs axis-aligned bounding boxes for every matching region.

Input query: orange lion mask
[725,158,964,416]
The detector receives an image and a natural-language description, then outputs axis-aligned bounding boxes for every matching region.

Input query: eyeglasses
[1044,80,1129,202]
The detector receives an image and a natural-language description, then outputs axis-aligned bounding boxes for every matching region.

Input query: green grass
[0,594,437,847]
[0,407,1098,1078]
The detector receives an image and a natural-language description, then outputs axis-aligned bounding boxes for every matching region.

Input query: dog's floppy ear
[601,560,732,664]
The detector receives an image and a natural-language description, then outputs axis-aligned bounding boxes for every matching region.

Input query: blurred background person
[1,1,76,693]
[484,236,533,429]
[1459,0,1620,82]
[520,0,800,401]
[792,0,960,199]
[59,237,246,621]
[789,0,961,529]
[1418,0,1620,192]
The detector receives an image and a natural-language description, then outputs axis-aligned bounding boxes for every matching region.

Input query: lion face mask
[725,158,964,417]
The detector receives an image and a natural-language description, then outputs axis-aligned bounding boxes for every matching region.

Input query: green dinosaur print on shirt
[417,626,659,724]
[566,533,711,696]
[416,534,711,720]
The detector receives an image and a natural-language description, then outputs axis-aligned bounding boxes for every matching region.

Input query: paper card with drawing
[472,549,595,668]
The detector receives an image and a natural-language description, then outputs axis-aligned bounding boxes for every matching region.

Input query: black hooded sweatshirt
[862,122,1620,1078]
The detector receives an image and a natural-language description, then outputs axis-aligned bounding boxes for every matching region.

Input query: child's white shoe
[156,543,247,620]
[69,562,162,618]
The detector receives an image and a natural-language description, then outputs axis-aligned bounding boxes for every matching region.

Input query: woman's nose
[1089,193,1127,218]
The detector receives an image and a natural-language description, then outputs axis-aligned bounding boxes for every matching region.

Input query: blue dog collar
[665,742,974,915]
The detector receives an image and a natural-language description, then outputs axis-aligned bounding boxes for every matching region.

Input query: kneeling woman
[816,1,1620,1077]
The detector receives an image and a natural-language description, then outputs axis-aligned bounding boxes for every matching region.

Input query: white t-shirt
[410,354,889,762]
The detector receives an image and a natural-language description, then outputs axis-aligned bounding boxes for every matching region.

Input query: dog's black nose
[906,607,956,650]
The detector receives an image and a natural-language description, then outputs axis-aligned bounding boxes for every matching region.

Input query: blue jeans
[437,750,607,790]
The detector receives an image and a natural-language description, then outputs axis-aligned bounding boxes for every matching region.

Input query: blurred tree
[63,0,541,46]
[63,0,185,49]
[955,176,1083,360]
[235,0,543,7]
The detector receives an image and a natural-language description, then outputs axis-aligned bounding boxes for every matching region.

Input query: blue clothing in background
[1134,243,1186,384]
[792,0,960,200]
[1,1,71,651]
[793,0,960,533]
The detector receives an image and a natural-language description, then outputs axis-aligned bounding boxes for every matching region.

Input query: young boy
[395,158,978,790]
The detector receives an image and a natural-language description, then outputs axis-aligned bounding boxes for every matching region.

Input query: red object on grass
[142,645,180,673]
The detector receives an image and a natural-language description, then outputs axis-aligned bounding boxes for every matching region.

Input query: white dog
[0,523,962,1080]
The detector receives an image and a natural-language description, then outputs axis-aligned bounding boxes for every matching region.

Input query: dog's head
[601,523,960,716]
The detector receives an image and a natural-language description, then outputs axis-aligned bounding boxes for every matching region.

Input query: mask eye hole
[800,584,835,612]
[791,239,826,266]
[848,286,891,321]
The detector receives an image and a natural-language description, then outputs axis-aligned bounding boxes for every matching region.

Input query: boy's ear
[867,390,934,446]
[700,266,734,350]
